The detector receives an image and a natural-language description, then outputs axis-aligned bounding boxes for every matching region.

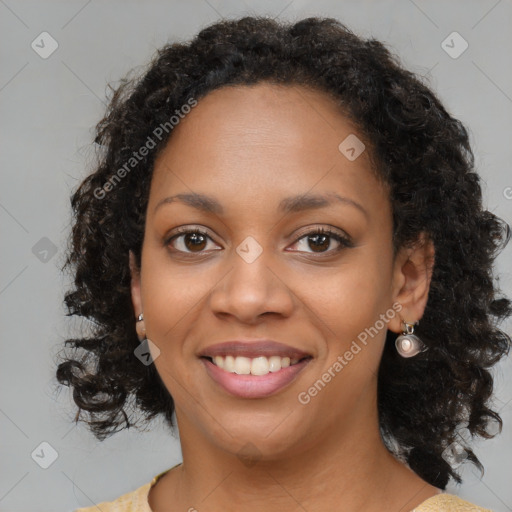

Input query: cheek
[305,257,393,340]
[141,265,202,399]
[296,266,392,415]
[142,275,203,335]
[139,251,220,367]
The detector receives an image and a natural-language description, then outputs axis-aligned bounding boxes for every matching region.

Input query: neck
[149,388,439,512]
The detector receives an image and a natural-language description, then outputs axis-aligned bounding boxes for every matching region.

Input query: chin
[200,409,316,462]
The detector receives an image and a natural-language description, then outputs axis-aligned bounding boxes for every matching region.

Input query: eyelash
[165,226,353,256]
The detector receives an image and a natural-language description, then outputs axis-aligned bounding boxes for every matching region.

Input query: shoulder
[72,466,176,512]
[73,481,152,512]
[413,493,493,512]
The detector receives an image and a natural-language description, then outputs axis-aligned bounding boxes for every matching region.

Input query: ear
[388,233,435,333]
[129,251,145,338]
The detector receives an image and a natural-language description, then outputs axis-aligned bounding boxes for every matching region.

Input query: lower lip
[201,358,311,399]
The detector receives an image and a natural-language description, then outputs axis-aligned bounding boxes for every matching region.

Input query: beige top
[75,465,493,512]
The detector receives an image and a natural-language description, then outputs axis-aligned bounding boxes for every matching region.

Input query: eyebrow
[154,192,368,218]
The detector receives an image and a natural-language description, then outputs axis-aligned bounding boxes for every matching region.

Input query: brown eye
[167,229,219,254]
[306,233,331,252]
[290,228,352,254]
[182,232,207,252]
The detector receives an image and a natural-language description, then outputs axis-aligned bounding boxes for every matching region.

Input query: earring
[135,313,146,341]
[395,321,427,358]
[133,313,160,365]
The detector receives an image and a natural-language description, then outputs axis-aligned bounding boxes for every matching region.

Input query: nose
[208,242,295,324]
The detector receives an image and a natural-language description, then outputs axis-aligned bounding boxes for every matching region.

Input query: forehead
[157,82,360,165]
[149,82,387,219]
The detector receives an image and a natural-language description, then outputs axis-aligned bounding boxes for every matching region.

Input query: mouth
[200,354,311,376]
[198,340,313,398]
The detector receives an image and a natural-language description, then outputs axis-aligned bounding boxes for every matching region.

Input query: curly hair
[55,16,511,489]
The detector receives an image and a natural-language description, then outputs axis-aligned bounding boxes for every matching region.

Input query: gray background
[1,0,511,510]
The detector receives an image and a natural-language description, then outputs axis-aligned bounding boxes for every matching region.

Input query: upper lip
[198,340,312,360]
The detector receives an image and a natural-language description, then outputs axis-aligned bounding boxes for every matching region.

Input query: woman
[56,16,511,512]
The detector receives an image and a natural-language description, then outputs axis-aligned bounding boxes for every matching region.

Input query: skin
[129,83,438,512]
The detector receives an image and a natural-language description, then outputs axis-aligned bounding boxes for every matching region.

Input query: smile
[198,339,313,398]
[200,355,312,399]
[207,354,306,376]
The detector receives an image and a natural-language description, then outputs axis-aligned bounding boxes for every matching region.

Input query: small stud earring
[135,313,146,341]
[395,321,427,358]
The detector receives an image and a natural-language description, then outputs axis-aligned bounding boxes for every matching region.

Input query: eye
[165,226,353,256]
[289,227,353,254]
[166,227,220,254]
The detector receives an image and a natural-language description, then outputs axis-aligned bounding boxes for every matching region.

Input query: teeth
[251,356,269,376]
[268,356,281,372]
[209,355,303,375]
[234,356,251,375]
[224,355,235,372]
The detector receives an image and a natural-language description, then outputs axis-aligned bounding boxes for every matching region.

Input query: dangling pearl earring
[395,321,428,358]
[135,312,146,341]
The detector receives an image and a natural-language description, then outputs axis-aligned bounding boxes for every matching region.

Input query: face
[130,83,426,461]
